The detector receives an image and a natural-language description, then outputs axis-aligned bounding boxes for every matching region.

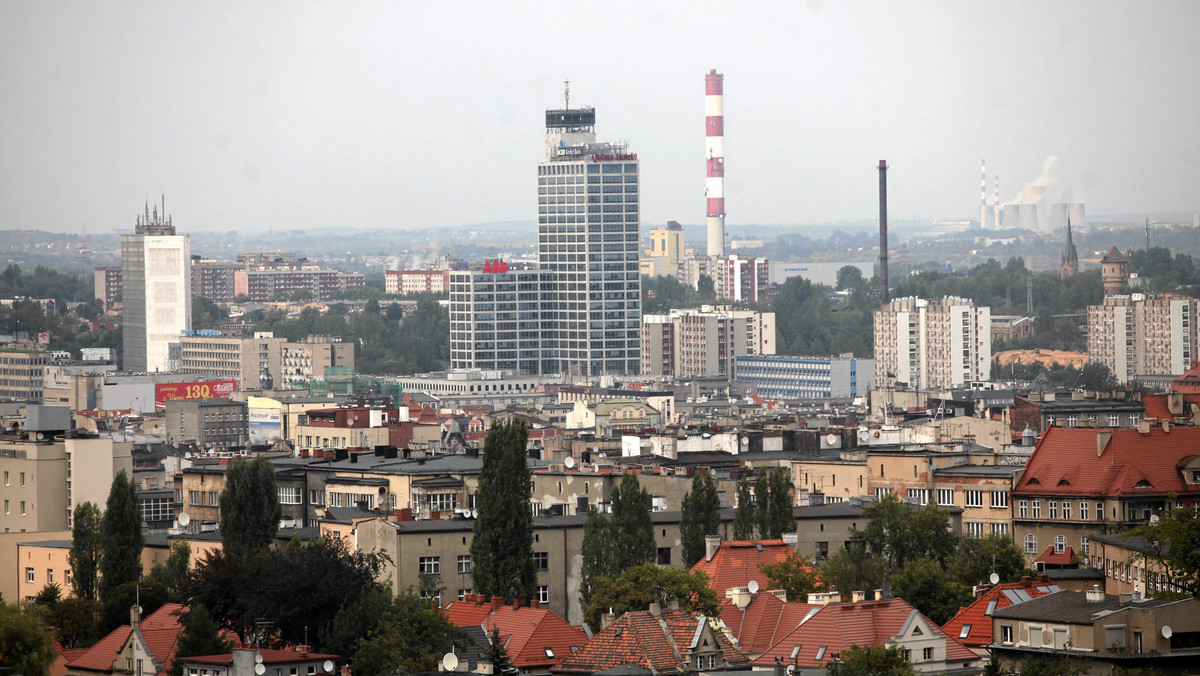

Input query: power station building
[449,93,641,377]
[121,203,191,373]
[873,296,992,390]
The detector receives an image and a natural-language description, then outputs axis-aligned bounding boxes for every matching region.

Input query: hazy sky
[2,1,1198,235]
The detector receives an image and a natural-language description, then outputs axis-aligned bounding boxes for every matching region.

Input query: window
[991,491,1008,508]
[815,541,829,560]
[937,488,954,506]
[457,555,472,574]
[537,585,549,604]
[1097,502,1104,520]
[1081,501,1089,520]
[26,567,34,583]
[65,569,72,586]
[965,490,982,508]
[991,523,1009,535]
[1066,415,1078,428]
[1129,414,1139,426]
[3,500,7,515]
[1046,415,1055,427]
[47,569,53,584]
[707,655,717,669]
[874,487,892,500]
[959,624,972,639]
[20,501,26,516]
[965,522,983,537]
[1081,536,1089,555]
[20,472,25,487]
[1108,414,1120,426]
[815,647,827,661]
[309,489,323,505]
[278,487,301,505]
[1001,625,1013,645]
[909,489,928,506]
[922,647,933,661]
[657,547,672,565]
[1019,500,1028,518]
[457,588,472,600]
[533,551,549,571]
[1024,534,1037,553]
[1049,501,1058,519]
[1032,500,1041,518]
[1054,535,1067,554]
[2,471,7,485]
[1063,501,1071,520]
[419,556,440,575]
[544,648,555,659]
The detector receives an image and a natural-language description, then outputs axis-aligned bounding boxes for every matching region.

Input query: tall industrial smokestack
[980,160,987,229]
[705,70,725,257]
[879,160,889,304]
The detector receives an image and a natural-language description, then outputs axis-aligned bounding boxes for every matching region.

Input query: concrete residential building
[716,254,769,302]
[642,307,775,379]
[164,398,249,448]
[733,354,874,399]
[121,203,191,373]
[178,332,353,390]
[874,296,992,390]
[384,269,450,295]
[0,346,49,403]
[640,221,685,278]
[449,97,641,377]
[1087,293,1199,384]
[93,266,123,311]
[190,258,241,302]
[234,267,365,302]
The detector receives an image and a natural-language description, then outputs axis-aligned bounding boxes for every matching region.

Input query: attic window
[959,624,972,639]
[1057,479,1070,486]
[912,626,923,636]
[815,646,827,661]
[789,645,802,660]
[570,646,579,653]
[544,648,554,658]
[1028,478,1040,485]
[614,628,623,637]
[1134,479,1152,488]
[756,544,763,552]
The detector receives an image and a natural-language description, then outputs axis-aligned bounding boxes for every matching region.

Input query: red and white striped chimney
[705,70,725,257]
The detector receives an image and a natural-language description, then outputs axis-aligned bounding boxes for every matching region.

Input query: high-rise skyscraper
[121,201,191,372]
[450,88,642,377]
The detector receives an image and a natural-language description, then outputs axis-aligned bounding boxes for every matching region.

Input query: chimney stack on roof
[1086,585,1105,603]
[704,533,721,562]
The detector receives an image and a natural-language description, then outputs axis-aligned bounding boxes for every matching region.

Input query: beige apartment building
[1087,293,1199,384]
[0,346,49,403]
[874,296,992,390]
[178,332,353,391]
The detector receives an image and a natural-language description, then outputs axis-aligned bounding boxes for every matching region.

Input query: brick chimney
[130,604,143,629]
[491,596,503,610]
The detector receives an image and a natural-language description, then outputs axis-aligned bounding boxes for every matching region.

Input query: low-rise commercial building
[733,354,873,400]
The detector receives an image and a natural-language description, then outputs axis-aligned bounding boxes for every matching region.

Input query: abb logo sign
[482,261,508,273]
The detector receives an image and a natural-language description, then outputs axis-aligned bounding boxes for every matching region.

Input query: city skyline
[2,1,1199,235]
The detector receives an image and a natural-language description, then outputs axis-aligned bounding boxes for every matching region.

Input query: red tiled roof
[1142,393,1200,421]
[690,540,815,596]
[717,592,819,656]
[1173,362,1200,394]
[183,649,340,665]
[554,609,749,675]
[440,599,586,669]
[750,598,977,668]
[942,580,1060,649]
[1034,545,1077,567]
[1014,426,1200,499]
[67,604,185,674]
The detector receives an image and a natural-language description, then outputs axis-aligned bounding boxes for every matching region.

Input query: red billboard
[155,380,238,408]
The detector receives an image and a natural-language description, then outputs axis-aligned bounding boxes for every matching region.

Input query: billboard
[155,380,237,408]
[249,407,283,445]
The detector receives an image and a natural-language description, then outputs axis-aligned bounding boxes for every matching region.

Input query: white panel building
[874,296,991,390]
[1087,294,1199,384]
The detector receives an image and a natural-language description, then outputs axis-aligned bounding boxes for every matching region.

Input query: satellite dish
[1162,625,1173,639]
[471,509,478,519]
[323,661,335,674]
[989,572,1000,585]
[825,434,837,446]
[255,653,264,664]
[442,653,459,671]
[254,664,266,676]
[786,665,795,675]
[740,437,749,446]
[858,430,870,442]
[178,512,191,527]
[1149,514,1160,524]
[747,580,760,594]
[881,584,893,599]
[564,456,575,468]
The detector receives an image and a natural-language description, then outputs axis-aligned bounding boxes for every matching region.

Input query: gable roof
[1014,426,1200,498]
[66,603,185,674]
[553,609,749,675]
[1034,545,1077,567]
[690,540,813,596]
[716,592,819,656]
[1142,393,1200,421]
[1102,246,1129,264]
[942,579,1061,648]
[1172,361,1200,394]
[750,598,978,668]
[440,598,587,670]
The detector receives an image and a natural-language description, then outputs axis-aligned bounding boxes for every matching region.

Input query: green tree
[836,265,865,292]
[579,506,616,612]
[856,494,956,569]
[1015,653,1085,676]
[818,545,888,600]
[146,540,192,602]
[323,583,393,661]
[696,274,715,300]
[471,419,536,603]
[349,593,466,675]
[610,471,656,571]
[0,602,57,676]
[946,534,1032,588]
[32,583,61,607]
[191,296,229,330]
[732,478,756,540]
[584,564,720,630]
[46,596,101,649]
[760,551,823,601]
[485,625,516,676]
[100,579,169,636]
[827,644,915,675]
[167,605,233,676]
[69,502,103,601]
[887,557,973,625]
[679,472,722,567]
[219,455,282,560]
[762,467,796,539]
[1129,503,1200,597]
[99,470,143,603]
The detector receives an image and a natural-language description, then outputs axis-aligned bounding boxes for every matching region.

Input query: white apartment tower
[449,92,642,377]
[1087,294,1198,384]
[121,202,191,373]
[874,296,991,390]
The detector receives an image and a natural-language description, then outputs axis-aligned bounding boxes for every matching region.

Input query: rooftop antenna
[564,79,570,109]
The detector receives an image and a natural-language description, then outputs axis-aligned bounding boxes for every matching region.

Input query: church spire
[1060,215,1079,279]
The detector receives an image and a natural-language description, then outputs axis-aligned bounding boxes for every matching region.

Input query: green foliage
[758,467,796,539]
[855,494,956,568]
[69,501,103,601]
[46,596,102,648]
[610,472,656,571]
[99,578,169,636]
[583,564,720,630]
[181,547,266,645]
[192,296,229,330]
[1128,503,1200,597]
[167,604,233,676]
[579,506,616,612]
[945,533,1033,587]
[732,478,756,540]
[0,264,92,302]
[772,275,874,357]
[145,540,192,602]
[826,644,915,675]
[0,601,57,676]
[887,557,973,625]
[1014,653,1085,676]
[471,419,536,603]
[642,275,708,314]
[349,593,466,676]
[760,551,823,601]
[32,583,61,606]
[323,583,393,661]
[818,544,888,600]
[679,472,722,567]
[485,625,517,676]
[836,265,865,291]
[697,274,716,300]
[219,455,282,560]
[99,470,143,603]
[992,358,1118,391]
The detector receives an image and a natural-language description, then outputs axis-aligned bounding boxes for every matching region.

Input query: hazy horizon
[3,1,1198,234]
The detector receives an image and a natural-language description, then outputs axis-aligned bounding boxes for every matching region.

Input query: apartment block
[0,346,49,403]
[384,269,450,295]
[1087,293,1198,384]
[874,296,992,390]
[641,307,775,378]
[178,332,352,390]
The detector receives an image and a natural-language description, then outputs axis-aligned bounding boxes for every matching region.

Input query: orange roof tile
[942,580,1060,649]
[1014,426,1200,499]
[440,598,586,670]
[690,540,815,596]
[1142,393,1200,421]
[750,598,978,668]
[1034,545,1077,567]
[67,604,185,674]
[717,593,819,656]
[1172,361,1200,394]
[555,609,749,675]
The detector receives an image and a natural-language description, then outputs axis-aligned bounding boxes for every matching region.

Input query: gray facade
[733,354,875,399]
[164,398,249,448]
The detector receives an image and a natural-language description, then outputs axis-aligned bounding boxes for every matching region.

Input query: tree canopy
[0,601,57,676]
[760,551,823,602]
[583,564,719,630]
[99,470,143,603]
[826,644,916,676]
[610,472,656,571]
[855,494,957,568]
[579,506,616,612]
[732,478,756,540]
[1129,504,1200,598]
[470,418,536,603]
[679,472,722,567]
[219,455,282,560]
[69,501,103,601]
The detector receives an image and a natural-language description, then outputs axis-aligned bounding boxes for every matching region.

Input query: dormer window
[1028,478,1040,485]
[1134,479,1152,488]
[1057,479,1070,486]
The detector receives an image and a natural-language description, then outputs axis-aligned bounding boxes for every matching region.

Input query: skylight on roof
[815,647,827,662]
[959,624,972,639]
[1057,479,1070,485]
[1134,479,1152,488]
[544,648,554,658]
[986,599,998,615]
[789,645,802,659]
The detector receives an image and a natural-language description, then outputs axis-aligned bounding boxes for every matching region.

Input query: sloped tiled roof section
[942,579,1060,649]
[691,540,815,596]
[717,592,818,656]
[553,609,748,675]
[1014,427,1200,499]
[67,603,185,674]
[441,597,587,670]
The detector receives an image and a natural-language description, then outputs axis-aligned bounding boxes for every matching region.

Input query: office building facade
[121,204,191,373]
[733,354,874,399]
[874,296,991,390]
